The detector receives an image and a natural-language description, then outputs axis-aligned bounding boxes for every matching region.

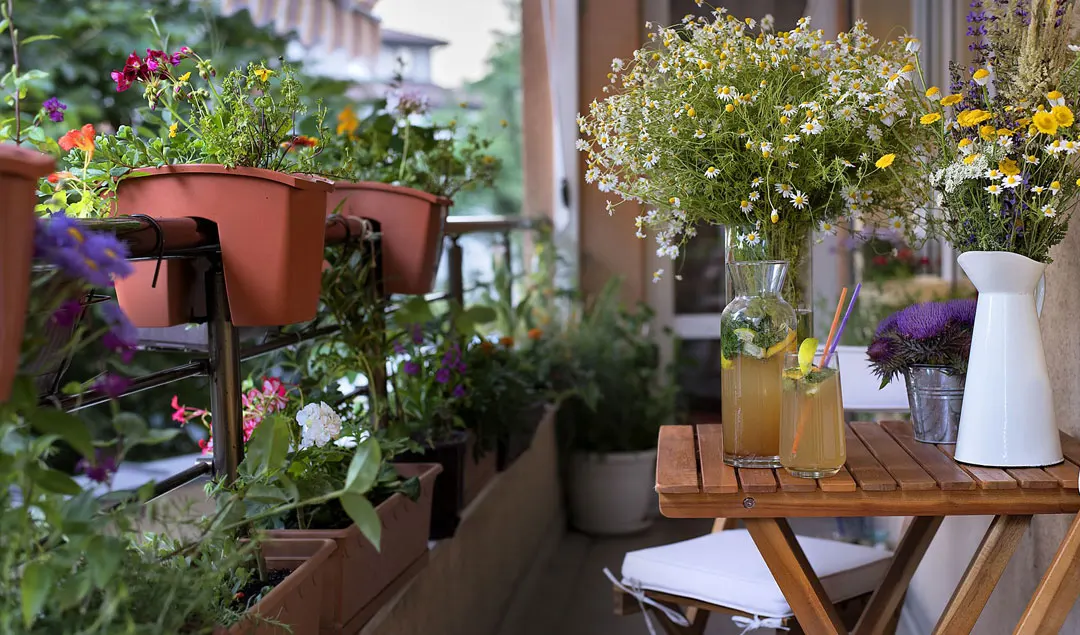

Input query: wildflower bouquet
[320,92,501,199]
[867,299,977,388]
[577,9,926,302]
[913,0,1080,262]
[44,45,325,218]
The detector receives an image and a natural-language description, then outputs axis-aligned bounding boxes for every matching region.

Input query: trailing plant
[867,299,977,387]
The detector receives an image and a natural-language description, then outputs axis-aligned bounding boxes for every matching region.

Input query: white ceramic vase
[568,450,657,535]
[954,251,1062,467]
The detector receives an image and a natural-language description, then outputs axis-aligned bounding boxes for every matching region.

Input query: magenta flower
[77,450,118,484]
[43,97,67,123]
[435,367,451,384]
[452,384,466,398]
[403,360,421,376]
[51,299,83,328]
[94,373,132,399]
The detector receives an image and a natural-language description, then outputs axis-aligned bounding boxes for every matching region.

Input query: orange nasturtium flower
[58,124,96,158]
[499,336,515,347]
[337,106,359,137]
[527,328,543,340]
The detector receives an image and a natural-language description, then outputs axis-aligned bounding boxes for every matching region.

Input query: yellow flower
[168,122,178,138]
[875,153,896,169]
[779,115,789,124]
[725,104,734,113]
[979,124,996,140]
[178,71,191,82]
[958,138,973,149]
[925,86,941,100]
[686,106,696,118]
[336,106,359,137]
[920,113,942,125]
[972,68,991,85]
[956,109,991,127]
[941,94,963,107]
[253,67,273,82]
[1033,111,1059,135]
[1048,90,1065,106]
[1076,177,1080,187]
[963,153,981,165]
[1052,105,1074,127]
[999,158,1020,176]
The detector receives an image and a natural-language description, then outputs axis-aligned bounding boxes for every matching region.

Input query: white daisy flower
[775,183,794,197]
[790,191,809,209]
[743,231,762,245]
[1051,180,1062,193]
[760,141,774,154]
[1065,140,1079,155]
[705,166,718,179]
[783,133,801,143]
[652,269,664,283]
[788,161,799,168]
[750,177,763,188]
[1001,174,1022,188]
[1042,205,1058,218]
[780,104,798,117]
[1032,185,1046,194]
[643,153,659,168]
[694,129,706,139]
[985,183,1002,195]
[905,38,921,53]
[984,169,1002,180]
[800,118,823,135]
[740,199,754,213]
[668,197,681,208]
[585,167,601,183]
[597,174,618,192]
[840,159,855,168]
[866,124,882,142]
[575,138,590,151]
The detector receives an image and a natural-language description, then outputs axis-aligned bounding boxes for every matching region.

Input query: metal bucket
[904,365,965,444]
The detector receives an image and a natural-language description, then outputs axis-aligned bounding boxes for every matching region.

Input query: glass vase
[725,225,813,338]
[720,261,797,468]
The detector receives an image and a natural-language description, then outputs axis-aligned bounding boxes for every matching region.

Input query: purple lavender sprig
[867,299,977,387]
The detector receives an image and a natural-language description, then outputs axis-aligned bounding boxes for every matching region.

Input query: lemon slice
[733,328,756,344]
[721,355,734,370]
[798,337,819,375]
[765,330,796,358]
[782,368,805,381]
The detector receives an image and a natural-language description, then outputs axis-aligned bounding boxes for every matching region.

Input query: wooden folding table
[656,421,1080,634]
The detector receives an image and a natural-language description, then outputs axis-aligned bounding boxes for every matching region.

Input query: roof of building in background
[381,28,449,48]
[218,0,382,61]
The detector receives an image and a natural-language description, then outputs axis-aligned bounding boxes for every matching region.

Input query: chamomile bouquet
[576,7,927,305]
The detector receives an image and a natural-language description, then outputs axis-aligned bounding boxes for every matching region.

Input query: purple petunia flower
[393,341,405,354]
[94,373,132,399]
[403,360,421,376]
[410,324,424,344]
[51,299,84,328]
[43,97,67,123]
[452,384,466,398]
[35,215,133,288]
[82,232,134,282]
[76,450,118,484]
[435,368,451,384]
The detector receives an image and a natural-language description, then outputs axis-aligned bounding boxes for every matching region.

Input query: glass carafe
[720,261,797,467]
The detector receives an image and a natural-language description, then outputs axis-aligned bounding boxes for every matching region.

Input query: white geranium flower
[297,402,343,449]
[334,436,358,449]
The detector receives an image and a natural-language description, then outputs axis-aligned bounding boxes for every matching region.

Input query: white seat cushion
[620,529,892,618]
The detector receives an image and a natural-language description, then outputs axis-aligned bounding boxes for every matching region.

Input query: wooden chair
[611,519,902,635]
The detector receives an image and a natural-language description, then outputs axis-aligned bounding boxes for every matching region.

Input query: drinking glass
[780,352,846,478]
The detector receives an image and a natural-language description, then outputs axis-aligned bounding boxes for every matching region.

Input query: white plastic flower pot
[568,449,657,536]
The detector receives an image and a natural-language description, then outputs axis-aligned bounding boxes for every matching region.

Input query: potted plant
[867,300,977,444]
[315,92,501,295]
[555,280,678,535]
[51,46,332,327]
[904,2,1080,466]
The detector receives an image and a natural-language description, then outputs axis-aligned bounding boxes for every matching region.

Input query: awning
[218,0,381,61]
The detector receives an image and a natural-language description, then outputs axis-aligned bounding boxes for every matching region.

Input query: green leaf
[240,414,291,478]
[20,34,60,45]
[245,483,289,504]
[341,493,381,551]
[344,437,381,494]
[396,296,435,326]
[141,428,181,445]
[85,537,123,587]
[27,464,82,495]
[454,305,497,335]
[113,412,148,440]
[29,408,94,457]
[21,561,52,627]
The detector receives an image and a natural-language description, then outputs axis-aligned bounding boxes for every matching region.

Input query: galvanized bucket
[904,365,965,444]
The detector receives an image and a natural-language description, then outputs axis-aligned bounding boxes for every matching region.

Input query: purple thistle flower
[403,360,421,376]
[452,384,466,398]
[94,373,132,399]
[43,97,67,123]
[76,450,118,484]
[51,299,83,328]
[435,367,451,384]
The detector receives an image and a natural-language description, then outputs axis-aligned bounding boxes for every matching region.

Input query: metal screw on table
[743,497,755,509]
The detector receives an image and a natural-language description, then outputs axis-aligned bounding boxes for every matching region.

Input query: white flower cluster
[296,402,343,450]
[929,153,989,194]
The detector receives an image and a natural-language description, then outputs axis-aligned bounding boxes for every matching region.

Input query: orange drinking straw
[818,287,848,369]
[792,289,847,453]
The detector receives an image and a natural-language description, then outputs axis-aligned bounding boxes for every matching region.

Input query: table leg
[932,514,1032,635]
[1014,512,1080,634]
[853,516,943,635]
[744,518,846,634]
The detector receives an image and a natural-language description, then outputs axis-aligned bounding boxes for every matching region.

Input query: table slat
[1059,432,1080,466]
[844,426,897,491]
[776,467,818,492]
[1043,461,1080,489]
[656,426,700,493]
[1007,468,1060,489]
[738,468,778,493]
[818,465,858,492]
[696,424,738,494]
[852,421,937,490]
[881,421,976,491]
[939,445,1018,490]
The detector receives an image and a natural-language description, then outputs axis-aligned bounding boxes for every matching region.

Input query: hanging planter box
[116,259,199,328]
[219,538,336,635]
[327,181,451,295]
[395,430,468,540]
[0,146,54,403]
[462,431,497,507]
[264,463,441,634]
[496,403,550,472]
[114,165,332,327]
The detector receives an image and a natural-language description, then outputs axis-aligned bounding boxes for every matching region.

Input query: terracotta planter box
[396,430,468,540]
[327,181,451,295]
[114,165,332,327]
[463,432,497,507]
[221,538,336,635]
[264,463,441,634]
[0,146,53,403]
